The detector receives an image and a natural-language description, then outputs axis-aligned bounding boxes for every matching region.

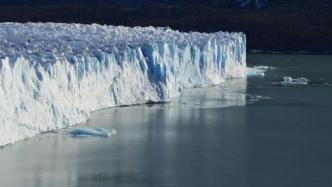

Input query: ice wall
[0,23,246,146]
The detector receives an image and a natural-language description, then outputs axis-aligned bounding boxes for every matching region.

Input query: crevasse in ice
[0,23,246,146]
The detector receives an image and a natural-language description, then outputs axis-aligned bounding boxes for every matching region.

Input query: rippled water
[1,54,332,187]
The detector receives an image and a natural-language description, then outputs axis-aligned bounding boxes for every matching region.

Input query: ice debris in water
[68,128,117,137]
[281,77,309,86]
[246,67,265,77]
[0,23,246,146]
[247,65,276,77]
[247,94,272,104]
[253,66,276,70]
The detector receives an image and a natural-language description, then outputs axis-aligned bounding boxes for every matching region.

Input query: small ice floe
[247,94,273,104]
[247,67,265,77]
[247,65,276,77]
[253,66,276,70]
[68,128,117,137]
[281,76,309,86]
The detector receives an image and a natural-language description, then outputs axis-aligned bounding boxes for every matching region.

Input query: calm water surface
[1,54,332,187]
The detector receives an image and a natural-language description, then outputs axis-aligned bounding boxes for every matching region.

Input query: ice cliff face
[0,23,246,146]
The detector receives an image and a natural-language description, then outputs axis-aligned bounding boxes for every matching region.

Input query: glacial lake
[1,54,332,187]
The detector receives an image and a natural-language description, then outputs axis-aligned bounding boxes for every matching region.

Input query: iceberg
[0,23,246,146]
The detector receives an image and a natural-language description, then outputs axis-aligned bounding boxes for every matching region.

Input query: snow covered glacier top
[0,23,244,64]
[0,23,246,146]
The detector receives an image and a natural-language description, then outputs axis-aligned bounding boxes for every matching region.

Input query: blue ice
[68,128,117,137]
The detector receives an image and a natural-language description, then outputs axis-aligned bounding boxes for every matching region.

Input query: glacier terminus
[0,23,246,146]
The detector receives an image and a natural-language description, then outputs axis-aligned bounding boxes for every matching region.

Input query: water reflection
[73,87,249,187]
[166,78,247,109]
[73,77,248,186]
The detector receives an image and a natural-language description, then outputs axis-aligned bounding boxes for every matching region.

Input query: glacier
[0,23,246,146]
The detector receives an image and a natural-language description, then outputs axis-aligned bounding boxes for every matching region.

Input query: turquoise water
[0,54,332,187]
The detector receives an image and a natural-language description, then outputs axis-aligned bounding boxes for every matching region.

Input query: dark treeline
[0,0,264,6]
[0,0,331,53]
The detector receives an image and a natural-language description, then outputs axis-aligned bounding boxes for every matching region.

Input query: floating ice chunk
[281,76,309,86]
[246,65,276,77]
[253,65,276,70]
[246,67,265,77]
[68,128,117,137]
[247,94,272,104]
